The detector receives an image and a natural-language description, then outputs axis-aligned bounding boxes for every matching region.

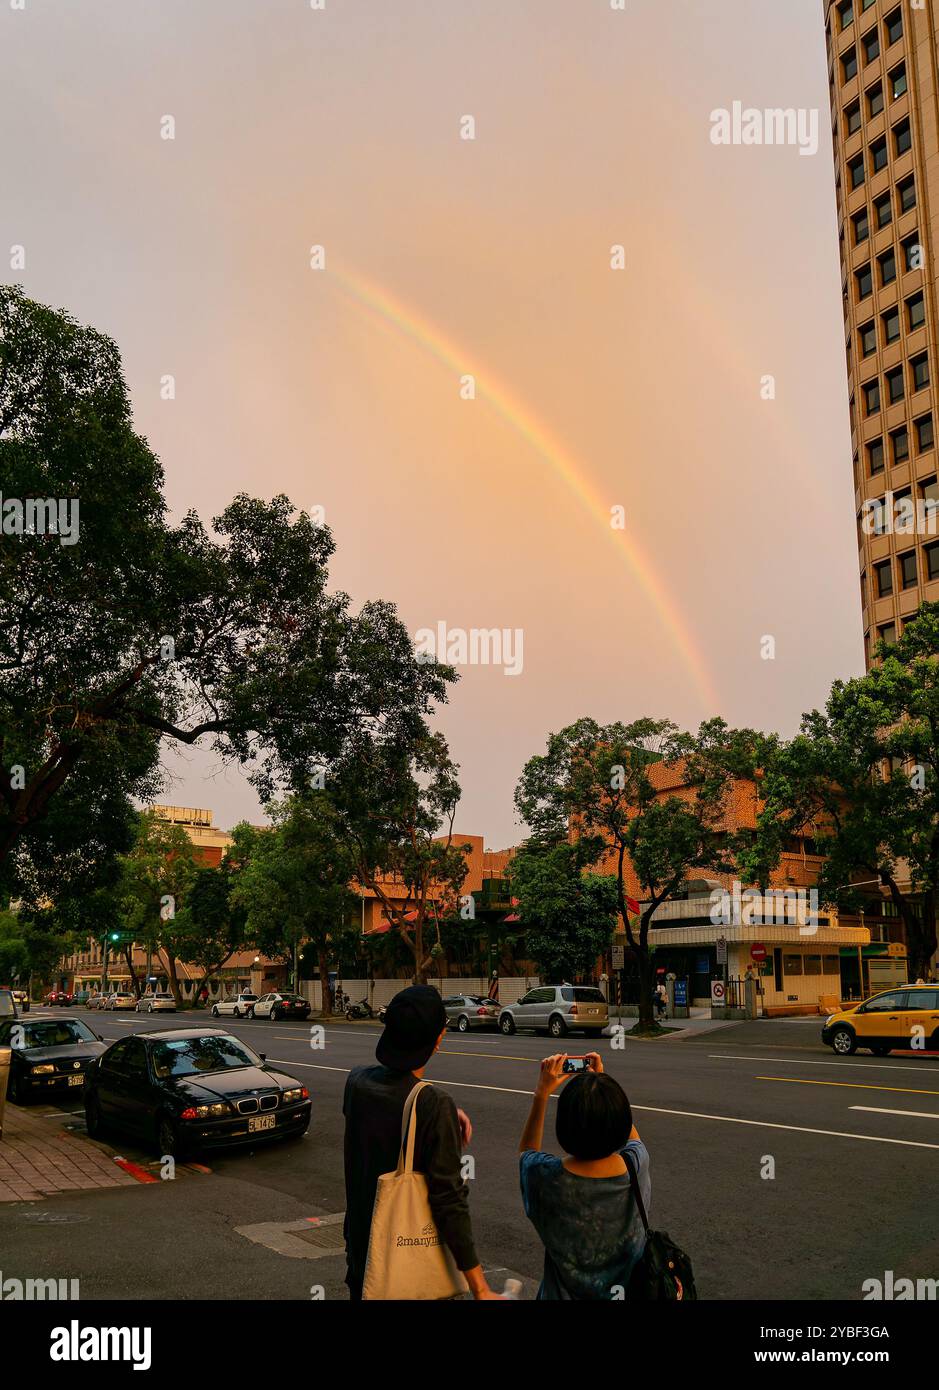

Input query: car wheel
[870,1044,891,1057]
[233,1006,241,1018]
[830,1027,856,1056]
[500,1014,515,1035]
[211,1005,219,1017]
[458,1015,469,1033]
[148,1004,154,1014]
[85,1094,103,1138]
[157,1113,187,1161]
[247,1006,257,1019]
[8,1068,26,1105]
[548,1015,567,1039]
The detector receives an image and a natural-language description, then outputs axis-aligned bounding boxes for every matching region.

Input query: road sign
[716,936,727,965]
[750,943,767,963]
[674,978,688,1008]
[710,979,726,1006]
[611,945,625,970]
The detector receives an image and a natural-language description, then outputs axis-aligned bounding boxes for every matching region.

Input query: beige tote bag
[362,1081,469,1301]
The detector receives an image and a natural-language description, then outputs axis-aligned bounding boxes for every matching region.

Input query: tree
[515,717,752,1032]
[170,860,247,1005]
[0,288,455,878]
[744,603,939,979]
[509,839,617,982]
[335,732,471,985]
[231,798,358,1014]
[119,811,200,1006]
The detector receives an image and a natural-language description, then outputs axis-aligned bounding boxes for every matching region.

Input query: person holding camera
[517,1052,650,1300]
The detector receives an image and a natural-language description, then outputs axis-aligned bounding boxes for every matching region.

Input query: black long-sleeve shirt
[342,1065,479,1286]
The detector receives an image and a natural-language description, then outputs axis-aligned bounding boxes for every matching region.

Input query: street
[2,1010,937,1301]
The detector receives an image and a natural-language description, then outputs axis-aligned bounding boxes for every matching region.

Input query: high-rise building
[825,0,939,663]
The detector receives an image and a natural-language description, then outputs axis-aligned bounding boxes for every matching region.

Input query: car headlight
[282,1087,306,1104]
[184,1102,231,1119]
[31,1064,55,1074]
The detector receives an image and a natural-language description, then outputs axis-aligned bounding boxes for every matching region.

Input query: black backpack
[623,1149,697,1301]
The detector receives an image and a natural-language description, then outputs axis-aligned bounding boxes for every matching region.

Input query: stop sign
[750,943,767,963]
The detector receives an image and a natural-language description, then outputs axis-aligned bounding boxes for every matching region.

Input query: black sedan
[83,1028,312,1158]
[0,1016,106,1104]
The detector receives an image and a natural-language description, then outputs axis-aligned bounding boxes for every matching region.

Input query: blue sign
[673,979,688,1007]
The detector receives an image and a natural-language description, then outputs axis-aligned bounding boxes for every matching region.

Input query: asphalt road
[2,1009,938,1301]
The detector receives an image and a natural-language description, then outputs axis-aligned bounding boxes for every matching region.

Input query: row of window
[847,115,911,188]
[843,63,906,141]
[862,352,930,416]
[861,476,939,532]
[864,413,934,476]
[840,6,904,82]
[872,545,932,597]
[858,291,924,357]
[836,0,878,32]
[849,174,915,246]
[854,232,921,301]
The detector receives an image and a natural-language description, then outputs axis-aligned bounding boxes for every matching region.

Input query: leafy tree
[170,860,247,1005]
[335,732,471,985]
[515,717,752,1032]
[0,906,27,982]
[0,288,454,881]
[509,840,617,982]
[231,798,358,1014]
[744,604,939,979]
[119,811,200,1006]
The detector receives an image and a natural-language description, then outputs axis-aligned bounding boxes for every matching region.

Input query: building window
[916,414,934,452]
[885,7,903,46]
[874,192,892,230]
[838,0,854,29]
[853,207,870,243]
[845,100,862,136]
[890,425,909,463]
[893,118,912,157]
[864,378,882,414]
[857,263,873,299]
[863,28,880,64]
[870,136,888,173]
[890,63,907,101]
[861,320,877,355]
[868,81,885,117]
[843,47,859,82]
[868,437,885,474]
[899,550,918,589]
[926,541,939,582]
[878,621,898,646]
[912,353,930,391]
[902,234,921,272]
[907,291,925,331]
[882,305,900,344]
[885,365,905,403]
[849,153,866,188]
[879,248,897,285]
[897,176,916,215]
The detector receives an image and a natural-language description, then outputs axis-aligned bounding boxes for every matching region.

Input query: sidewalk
[0,1102,139,1203]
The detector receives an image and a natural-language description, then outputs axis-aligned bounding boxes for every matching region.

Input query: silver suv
[499,985,608,1039]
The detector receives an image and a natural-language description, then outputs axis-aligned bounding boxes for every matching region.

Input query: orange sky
[1,0,860,846]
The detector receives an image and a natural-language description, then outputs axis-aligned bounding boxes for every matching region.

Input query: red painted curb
[113,1156,159,1184]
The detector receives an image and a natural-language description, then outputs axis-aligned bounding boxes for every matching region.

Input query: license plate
[248,1115,275,1133]
[68,1074,84,1086]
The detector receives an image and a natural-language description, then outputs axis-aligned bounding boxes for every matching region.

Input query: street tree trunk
[318,949,332,1016]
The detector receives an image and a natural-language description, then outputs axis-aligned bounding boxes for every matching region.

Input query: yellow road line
[439,1049,537,1063]
[756,1076,939,1096]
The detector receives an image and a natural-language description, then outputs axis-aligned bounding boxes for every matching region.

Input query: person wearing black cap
[342,984,496,1300]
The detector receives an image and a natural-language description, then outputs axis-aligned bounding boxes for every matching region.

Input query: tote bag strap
[396,1080,431,1176]
[623,1146,651,1237]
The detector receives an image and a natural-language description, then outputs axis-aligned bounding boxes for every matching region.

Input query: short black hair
[555,1072,632,1160]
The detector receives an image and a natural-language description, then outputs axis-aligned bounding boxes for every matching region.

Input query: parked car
[211,992,258,1019]
[105,991,137,1011]
[71,991,89,1008]
[0,1015,106,1104]
[250,992,311,1022]
[44,990,73,1008]
[0,987,16,1018]
[11,989,30,1013]
[498,984,609,1038]
[83,1028,312,1158]
[136,993,177,1014]
[822,984,939,1056]
[444,994,500,1033]
[85,993,108,1011]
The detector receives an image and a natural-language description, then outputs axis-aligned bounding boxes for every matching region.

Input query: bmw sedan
[83,1028,312,1158]
[0,1016,106,1104]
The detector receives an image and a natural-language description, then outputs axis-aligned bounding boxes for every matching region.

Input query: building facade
[825,0,939,659]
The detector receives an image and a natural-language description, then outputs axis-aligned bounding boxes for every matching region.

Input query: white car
[135,992,176,1013]
[250,992,311,1021]
[105,991,137,1011]
[210,992,258,1019]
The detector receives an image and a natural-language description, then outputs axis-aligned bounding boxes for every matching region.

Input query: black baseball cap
[376,986,447,1071]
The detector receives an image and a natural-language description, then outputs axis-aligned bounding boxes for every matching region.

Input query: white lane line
[708,1053,939,1074]
[850,1106,939,1120]
[268,1059,552,1099]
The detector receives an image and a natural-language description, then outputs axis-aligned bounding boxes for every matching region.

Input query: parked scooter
[345,996,375,1020]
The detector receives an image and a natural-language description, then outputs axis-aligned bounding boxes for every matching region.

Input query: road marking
[755,1076,939,1096]
[709,1053,939,1074]
[268,1059,551,1098]
[850,1106,939,1120]
[439,1049,537,1062]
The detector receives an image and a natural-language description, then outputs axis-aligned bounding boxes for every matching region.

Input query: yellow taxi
[822,984,939,1056]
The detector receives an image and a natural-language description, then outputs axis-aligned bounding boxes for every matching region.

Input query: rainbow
[329,266,718,709]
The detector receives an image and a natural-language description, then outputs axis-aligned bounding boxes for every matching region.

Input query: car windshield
[150,1034,262,1079]
[8,1020,98,1049]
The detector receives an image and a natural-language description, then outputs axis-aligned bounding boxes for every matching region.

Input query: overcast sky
[2,0,857,848]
